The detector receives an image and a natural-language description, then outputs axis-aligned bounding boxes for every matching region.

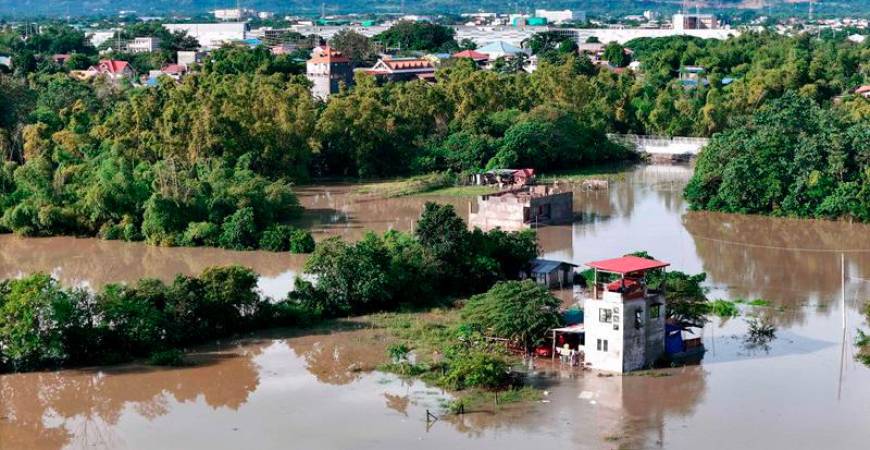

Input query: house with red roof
[363,57,436,82]
[452,49,489,66]
[855,85,870,99]
[72,59,135,83]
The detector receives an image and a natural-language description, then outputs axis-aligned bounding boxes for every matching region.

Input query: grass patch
[445,386,542,413]
[356,173,457,198]
[736,298,771,307]
[418,185,498,197]
[536,162,635,183]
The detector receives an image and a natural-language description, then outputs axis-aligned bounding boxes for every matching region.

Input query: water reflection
[0,344,263,450]
[0,235,305,298]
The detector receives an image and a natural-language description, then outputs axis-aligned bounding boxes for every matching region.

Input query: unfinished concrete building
[468,185,573,232]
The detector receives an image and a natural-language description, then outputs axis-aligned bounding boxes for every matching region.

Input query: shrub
[180,221,220,247]
[439,348,511,390]
[288,228,316,253]
[219,207,258,250]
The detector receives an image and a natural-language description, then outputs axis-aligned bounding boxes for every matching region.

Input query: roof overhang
[585,255,669,274]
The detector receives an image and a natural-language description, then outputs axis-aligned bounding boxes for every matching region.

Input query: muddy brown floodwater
[1,165,869,450]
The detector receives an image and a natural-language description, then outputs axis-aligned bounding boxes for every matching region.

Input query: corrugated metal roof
[531,259,576,274]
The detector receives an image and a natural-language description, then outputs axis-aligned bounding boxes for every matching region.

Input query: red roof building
[452,49,489,62]
[72,59,135,83]
[364,57,435,82]
[855,85,870,98]
[586,255,670,274]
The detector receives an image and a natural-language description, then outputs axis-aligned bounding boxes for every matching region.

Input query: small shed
[526,259,577,288]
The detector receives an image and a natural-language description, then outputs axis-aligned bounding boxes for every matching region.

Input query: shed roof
[585,255,669,274]
[531,259,577,274]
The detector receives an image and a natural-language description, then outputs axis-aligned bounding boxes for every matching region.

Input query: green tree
[462,280,562,352]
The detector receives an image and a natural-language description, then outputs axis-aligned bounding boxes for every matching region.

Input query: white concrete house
[582,256,669,373]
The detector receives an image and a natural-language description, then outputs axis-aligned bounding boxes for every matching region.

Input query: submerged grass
[536,162,635,183]
[356,173,457,198]
[445,386,542,413]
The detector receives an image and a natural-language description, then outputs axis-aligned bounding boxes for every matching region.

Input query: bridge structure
[608,134,710,162]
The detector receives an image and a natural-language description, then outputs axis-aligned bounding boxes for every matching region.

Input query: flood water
[1,165,869,449]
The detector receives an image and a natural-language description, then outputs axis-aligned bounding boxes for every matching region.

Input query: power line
[691,235,870,254]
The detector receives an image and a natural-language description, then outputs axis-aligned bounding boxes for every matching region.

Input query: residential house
[855,85,870,99]
[476,41,528,60]
[72,59,135,83]
[363,57,436,82]
[147,63,187,85]
[452,49,489,67]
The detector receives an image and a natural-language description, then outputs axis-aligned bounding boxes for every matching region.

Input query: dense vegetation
[2,24,868,245]
[0,266,314,372]
[0,202,540,373]
[293,202,538,315]
[686,93,869,221]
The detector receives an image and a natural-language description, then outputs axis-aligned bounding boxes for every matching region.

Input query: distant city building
[672,13,718,31]
[258,11,275,20]
[535,9,586,24]
[0,55,11,70]
[126,37,161,53]
[177,51,206,68]
[88,30,118,48]
[164,23,247,49]
[306,46,354,100]
[643,10,660,21]
[213,8,253,21]
[847,34,866,44]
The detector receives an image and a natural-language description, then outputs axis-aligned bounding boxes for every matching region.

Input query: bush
[218,207,258,250]
[259,224,315,253]
[180,222,220,247]
[439,348,511,390]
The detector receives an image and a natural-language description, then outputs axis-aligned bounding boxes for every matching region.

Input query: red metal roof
[452,50,489,61]
[586,255,669,274]
[96,60,130,74]
[308,46,350,64]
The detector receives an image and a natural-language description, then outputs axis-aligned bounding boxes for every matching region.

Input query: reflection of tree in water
[294,185,473,241]
[0,235,304,289]
[0,346,262,450]
[384,393,410,416]
[684,211,870,327]
[284,328,389,385]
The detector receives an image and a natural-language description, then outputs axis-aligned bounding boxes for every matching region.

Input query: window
[599,308,613,323]
[650,304,661,319]
[635,309,643,329]
[597,339,609,352]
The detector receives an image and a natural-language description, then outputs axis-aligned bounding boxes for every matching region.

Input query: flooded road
[2,165,869,449]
